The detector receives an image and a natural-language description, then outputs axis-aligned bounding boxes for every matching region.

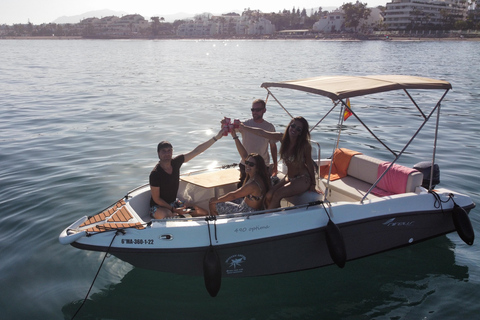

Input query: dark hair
[252,99,266,109]
[244,153,270,195]
[279,116,311,164]
[157,141,173,152]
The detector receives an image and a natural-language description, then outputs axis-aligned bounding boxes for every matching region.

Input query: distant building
[312,7,383,33]
[80,14,149,36]
[313,10,345,33]
[111,14,149,35]
[176,14,275,36]
[384,0,469,30]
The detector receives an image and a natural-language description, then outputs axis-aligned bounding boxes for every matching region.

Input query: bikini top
[246,179,264,201]
[283,153,305,167]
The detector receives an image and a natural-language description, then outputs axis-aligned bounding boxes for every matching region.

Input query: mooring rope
[430,190,454,212]
[71,229,124,319]
[205,216,218,244]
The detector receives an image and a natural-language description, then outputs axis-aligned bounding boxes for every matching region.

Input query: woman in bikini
[240,116,316,209]
[206,129,270,215]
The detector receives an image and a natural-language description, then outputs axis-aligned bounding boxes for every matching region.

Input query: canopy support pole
[360,89,450,202]
[264,88,294,119]
[429,90,449,191]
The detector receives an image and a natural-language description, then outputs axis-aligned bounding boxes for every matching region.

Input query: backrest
[405,171,424,192]
[347,154,423,193]
[347,154,383,185]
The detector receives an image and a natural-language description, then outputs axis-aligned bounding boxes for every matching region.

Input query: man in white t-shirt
[237,99,278,187]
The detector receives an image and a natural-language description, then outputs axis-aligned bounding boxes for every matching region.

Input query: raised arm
[231,130,248,161]
[304,143,316,191]
[210,182,256,205]
[240,123,283,141]
[183,129,223,163]
[270,140,278,176]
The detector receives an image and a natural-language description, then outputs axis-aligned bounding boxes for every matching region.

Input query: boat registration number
[121,239,154,245]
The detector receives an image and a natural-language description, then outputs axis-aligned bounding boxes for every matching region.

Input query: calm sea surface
[1,39,479,319]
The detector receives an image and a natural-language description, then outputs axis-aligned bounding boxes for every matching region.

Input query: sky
[1,0,387,25]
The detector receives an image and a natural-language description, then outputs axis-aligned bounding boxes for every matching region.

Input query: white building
[80,14,149,36]
[313,10,345,33]
[176,15,275,36]
[312,8,383,33]
[110,14,149,35]
[384,0,469,30]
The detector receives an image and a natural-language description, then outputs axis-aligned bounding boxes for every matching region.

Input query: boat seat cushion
[284,191,323,206]
[323,152,423,201]
[347,154,383,185]
[326,176,380,201]
[373,162,423,195]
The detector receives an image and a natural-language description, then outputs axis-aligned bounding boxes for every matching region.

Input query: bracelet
[233,136,239,140]
[212,137,217,142]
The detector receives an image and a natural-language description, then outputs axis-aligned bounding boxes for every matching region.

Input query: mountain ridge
[51,7,338,24]
[52,9,223,24]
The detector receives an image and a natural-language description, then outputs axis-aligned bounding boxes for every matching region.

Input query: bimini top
[261,75,452,100]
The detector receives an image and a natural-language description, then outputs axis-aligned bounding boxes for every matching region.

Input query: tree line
[2,2,479,38]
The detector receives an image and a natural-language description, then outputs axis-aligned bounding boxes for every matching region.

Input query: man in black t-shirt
[149,130,223,219]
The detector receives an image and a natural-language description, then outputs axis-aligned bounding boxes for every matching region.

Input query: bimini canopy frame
[261,75,452,101]
[261,75,452,200]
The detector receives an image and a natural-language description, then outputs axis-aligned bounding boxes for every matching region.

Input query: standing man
[238,99,277,187]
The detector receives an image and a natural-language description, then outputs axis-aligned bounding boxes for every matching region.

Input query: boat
[60,75,475,297]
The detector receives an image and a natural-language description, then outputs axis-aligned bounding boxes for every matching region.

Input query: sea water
[1,39,479,319]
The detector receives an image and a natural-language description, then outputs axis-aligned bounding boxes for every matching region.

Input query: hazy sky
[1,0,387,25]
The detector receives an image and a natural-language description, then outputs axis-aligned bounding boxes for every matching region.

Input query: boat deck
[79,199,145,233]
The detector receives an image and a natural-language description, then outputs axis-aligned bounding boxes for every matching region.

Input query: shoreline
[1,35,479,41]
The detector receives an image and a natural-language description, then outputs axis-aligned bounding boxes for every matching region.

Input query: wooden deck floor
[79,199,145,233]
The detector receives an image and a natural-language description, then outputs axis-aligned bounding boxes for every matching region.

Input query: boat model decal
[383,218,415,227]
[234,225,270,233]
[225,254,246,275]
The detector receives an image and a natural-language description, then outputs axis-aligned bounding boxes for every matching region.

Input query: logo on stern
[225,254,246,275]
[383,218,415,227]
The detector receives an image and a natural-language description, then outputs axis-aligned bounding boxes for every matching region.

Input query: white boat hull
[61,184,475,277]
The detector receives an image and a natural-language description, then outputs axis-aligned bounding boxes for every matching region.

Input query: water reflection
[62,236,467,319]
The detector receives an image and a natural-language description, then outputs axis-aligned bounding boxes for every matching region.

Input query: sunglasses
[290,123,302,133]
[245,160,256,167]
[251,107,264,112]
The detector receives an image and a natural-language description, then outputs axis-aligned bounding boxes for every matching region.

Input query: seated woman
[240,116,316,209]
[200,129,270,215]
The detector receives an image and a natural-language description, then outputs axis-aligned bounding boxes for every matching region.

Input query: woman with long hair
[240,116,316,209]
[206,129,270,215]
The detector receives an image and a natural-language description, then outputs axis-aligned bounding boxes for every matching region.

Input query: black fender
[325,219,347,268]
[452,204,474,246]
[203,245,222,297]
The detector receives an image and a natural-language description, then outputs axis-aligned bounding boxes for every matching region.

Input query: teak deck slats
[79,199,141,233]
[83,222,145,233]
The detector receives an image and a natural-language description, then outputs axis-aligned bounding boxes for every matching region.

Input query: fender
[325,219,347,268]
[203,245,222,297]
[452,204,474,246]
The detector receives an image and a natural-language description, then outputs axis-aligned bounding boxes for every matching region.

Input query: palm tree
[151,16,160,36]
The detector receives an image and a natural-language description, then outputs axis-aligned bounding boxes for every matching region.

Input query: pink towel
[372,162,417,196]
